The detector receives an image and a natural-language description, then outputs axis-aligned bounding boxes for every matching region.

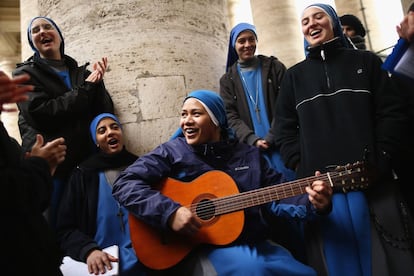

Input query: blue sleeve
[268,194,320,221]
[112,143,181,230]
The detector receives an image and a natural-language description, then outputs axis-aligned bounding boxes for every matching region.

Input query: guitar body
[128,171,244,270]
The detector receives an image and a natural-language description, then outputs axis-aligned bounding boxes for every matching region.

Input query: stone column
[227,0,253,28]
[19,0,229,156]
[20,0,39,61]
[250,0,305,67]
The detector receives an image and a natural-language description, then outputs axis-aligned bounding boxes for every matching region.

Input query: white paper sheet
[60,245,119,276]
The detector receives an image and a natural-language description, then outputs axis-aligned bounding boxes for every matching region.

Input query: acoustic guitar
[128,161,370,270]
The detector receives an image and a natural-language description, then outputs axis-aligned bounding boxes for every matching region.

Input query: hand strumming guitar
[169,206,203,236]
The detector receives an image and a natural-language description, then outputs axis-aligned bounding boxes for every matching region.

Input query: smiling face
[235,30,256,62]
[30,18,62,60]
[95,118,124,155]
[180,98,221,145]
[301,7,335,47]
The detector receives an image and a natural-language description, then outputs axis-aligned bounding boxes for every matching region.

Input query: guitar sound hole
[196,199,215,220]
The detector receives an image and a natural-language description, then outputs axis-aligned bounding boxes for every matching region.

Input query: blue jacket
[113,137,316,244]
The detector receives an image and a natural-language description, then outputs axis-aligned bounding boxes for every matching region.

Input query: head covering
[170,90,235,140]
[340,14,366,37]
[89,113,122,144]
[27,16,65,57]
[302,3,350,55]
[225,23,257,72]
[185,90,228,128]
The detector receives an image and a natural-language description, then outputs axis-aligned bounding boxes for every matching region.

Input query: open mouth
[108,138,118,145]
[310,30,321,37]
[185,128,197,135]
[41,37,53,44]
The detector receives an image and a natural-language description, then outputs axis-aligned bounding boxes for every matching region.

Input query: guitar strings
[186,168,367,218]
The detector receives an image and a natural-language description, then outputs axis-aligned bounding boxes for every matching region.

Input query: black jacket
[219,55,286,146]
[0,121,63,275]
[13,54,114,179]
[273,38,407,177]
[56,149,138,262]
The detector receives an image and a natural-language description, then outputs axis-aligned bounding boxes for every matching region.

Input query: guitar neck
[210,174,327,216]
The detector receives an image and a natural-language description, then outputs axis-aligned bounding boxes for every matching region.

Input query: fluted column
[19,0,229,156]
[250,0,305,67]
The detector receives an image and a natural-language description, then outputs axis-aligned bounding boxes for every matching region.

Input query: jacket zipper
[320,49,331,90]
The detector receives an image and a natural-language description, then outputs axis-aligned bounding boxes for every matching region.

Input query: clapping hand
[86,57,108,83]
[27,134,66,175]
[0,71,33,112]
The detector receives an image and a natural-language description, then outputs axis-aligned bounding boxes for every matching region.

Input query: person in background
[56,113,146,275]
[113,89,333,275]
[272,3,414,276]
[219,22,302,260]
[219,23,295,182]
[1,71,67,275]
[12,16,114,228]
[340,13,367,50]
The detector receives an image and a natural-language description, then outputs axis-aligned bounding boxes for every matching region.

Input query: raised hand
[86,57,108,83]
[397,11,414,42]
[28,134,67,175]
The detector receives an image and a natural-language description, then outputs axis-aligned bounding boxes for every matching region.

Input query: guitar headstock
[330,161,371,193]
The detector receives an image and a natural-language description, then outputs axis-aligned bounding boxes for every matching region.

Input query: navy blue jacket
[113,137,317,244]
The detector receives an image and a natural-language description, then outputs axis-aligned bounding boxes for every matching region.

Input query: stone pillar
[19,0,229,156]
[250,0,305,67]
[20,0,39,61]
[227,0,253,28]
